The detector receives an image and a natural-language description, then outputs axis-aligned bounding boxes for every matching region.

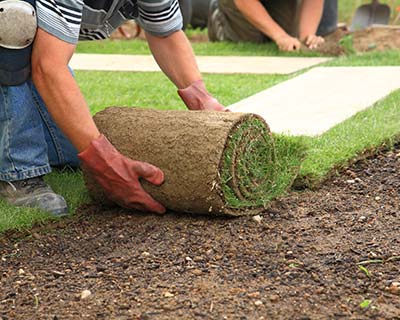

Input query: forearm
[234,0,288,42]
[32,65,100,152]
[32,29,100,152]
[298,0,324,40]
[33,66,100,152]
[145,30,201,89]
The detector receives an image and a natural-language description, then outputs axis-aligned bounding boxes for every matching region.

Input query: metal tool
[350,0,391,31]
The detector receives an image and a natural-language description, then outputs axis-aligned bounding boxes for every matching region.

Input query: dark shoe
[0,176,68,216]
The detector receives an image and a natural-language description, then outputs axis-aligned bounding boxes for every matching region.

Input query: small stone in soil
[269,294,279,302]
[80,290,92,300]
[164,292,174,298]
[254,300,263,306]
[385,282,400,295]
[191,269,202,276]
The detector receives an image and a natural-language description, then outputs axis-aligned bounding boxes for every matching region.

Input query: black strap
[119,0,138,19]
[0,64,31,86]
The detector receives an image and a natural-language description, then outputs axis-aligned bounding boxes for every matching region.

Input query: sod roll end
[83,107,279,216]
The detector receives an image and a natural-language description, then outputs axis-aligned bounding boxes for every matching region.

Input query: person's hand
[78,135,166,213]
[303,34,325,49]
[275,34,301,52]
[178,80,227,111]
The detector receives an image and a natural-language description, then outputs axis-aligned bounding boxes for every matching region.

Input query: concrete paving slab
[229,67,400,136]
[70,54,331,75]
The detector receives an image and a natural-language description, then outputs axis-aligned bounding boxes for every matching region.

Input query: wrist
[299,28,317,42]
[271,31,289,43]
[178,80,210,110]
[178,80,225,111]
[78,134,116,166]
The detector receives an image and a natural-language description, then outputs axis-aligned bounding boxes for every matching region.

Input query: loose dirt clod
[314,26,400,55]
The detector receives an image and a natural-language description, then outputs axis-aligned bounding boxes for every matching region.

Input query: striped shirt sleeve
[136,0,183,37]
[37,0,84,44]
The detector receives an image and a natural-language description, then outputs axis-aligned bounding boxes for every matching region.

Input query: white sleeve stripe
[138,0,178,18]
[57,4,82,19]
[37,3,80,41]
[37,0,81,25]
[43,11,80,33]
[139,4,180,23]
[137,0,172,8]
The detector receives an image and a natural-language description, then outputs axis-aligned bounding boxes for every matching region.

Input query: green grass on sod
[1,47,400,232]
[297,89,400,188]
[221,117,305,210]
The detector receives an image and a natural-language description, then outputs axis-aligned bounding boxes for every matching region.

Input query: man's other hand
[78,135,166,213]
[303,34,325,49]
[178,80,226,111]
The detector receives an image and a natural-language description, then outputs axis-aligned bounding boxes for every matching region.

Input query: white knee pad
[0,0,37,49]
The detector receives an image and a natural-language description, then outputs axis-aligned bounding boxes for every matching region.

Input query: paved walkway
[70,54,331,75]
[229,67,400,136]
[71,54,399,136]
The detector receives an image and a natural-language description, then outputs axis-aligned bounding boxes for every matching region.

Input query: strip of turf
[297,89,400,188]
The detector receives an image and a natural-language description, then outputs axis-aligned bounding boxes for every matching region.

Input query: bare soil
[315,26,400,56]
[1,142,399,319]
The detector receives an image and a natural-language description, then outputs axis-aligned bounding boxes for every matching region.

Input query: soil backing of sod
[84,107,281,216]
[0,144,399,319]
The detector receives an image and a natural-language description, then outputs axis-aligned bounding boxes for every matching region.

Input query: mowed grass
[0,171,88,233]
[76,39,326,57]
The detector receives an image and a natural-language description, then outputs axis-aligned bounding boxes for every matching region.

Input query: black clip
[119,0,139,19]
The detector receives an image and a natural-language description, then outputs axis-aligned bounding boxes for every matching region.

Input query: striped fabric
[37,0,183,44]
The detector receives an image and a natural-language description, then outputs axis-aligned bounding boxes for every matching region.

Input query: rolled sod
[84,107,279,216]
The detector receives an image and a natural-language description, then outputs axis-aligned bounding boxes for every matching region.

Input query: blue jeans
[0,79,79,181]
[317,0,338,36]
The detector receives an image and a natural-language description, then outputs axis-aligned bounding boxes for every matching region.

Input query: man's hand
[78,135,166,213]
[275,34,301,52]
[178,80,226,111]
[303,34,325,49]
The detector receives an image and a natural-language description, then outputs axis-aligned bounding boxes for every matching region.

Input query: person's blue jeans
[0,79,79,181]
[317,0,338,36]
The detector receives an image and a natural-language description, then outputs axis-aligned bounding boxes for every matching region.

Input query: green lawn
[76,39,327,57]
[2,19,400,232]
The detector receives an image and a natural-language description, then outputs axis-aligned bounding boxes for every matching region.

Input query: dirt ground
[1,139,399,319]
[315,26,400,56]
